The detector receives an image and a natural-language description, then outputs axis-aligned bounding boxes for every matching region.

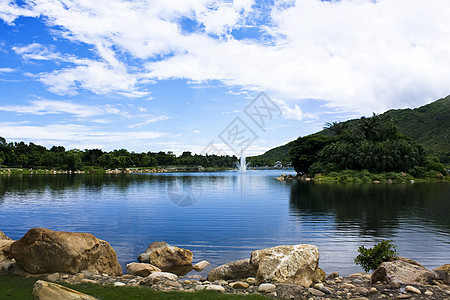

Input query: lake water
[0,170,449,276]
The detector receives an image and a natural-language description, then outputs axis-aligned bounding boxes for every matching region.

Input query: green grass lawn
[0,275,269,300]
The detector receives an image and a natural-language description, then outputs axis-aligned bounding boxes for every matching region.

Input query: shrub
[354,240,398,272]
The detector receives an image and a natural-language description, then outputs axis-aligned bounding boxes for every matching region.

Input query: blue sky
[1,0,449,155]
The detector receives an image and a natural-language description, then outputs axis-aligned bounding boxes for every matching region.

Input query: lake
[0,170,449,276]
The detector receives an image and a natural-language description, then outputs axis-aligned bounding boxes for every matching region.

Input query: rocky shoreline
[1,228,449,299]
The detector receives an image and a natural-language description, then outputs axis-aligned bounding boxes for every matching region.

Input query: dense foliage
[354,240,398,272]
[0,138,237,170]
[288,113,447,176]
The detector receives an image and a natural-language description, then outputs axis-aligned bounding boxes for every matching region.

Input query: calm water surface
[0,170,449,276]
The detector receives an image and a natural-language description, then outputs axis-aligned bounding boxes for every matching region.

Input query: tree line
[289,114,447,177]
[0,137,237,170]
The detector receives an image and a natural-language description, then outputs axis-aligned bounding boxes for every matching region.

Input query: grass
[0,275,269,300]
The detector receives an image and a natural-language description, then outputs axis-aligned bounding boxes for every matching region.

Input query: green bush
[354,240,398,272]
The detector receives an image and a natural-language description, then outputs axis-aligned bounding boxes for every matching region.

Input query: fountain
[236,151,250,172]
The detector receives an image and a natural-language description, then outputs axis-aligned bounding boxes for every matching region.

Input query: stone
[396,294,410,299]
[433,264,450,284]
[10,228,122,275]
[353,278,364,284]
[312,267,326,283]
[205,284,225,292]
[258,283,276,293]
[114,282,126,287]
[355,287,369,296]
[80,270,93,278]
[387,280,401,289]
[192,260,210,271]
[340,283,355,288]
[371,259,435,285]
[137,241,170,263]
[424,290,433,296]
[369,287,378,294]
[33,280,98,300]
[0,230,11,240]
[327,272,339,279]
[207,259,255,281]
[46,273,60,282]
[231,281,249,289]
[149,246,193,269]
[74,273,85,282]
[405,285,421,294]
[195,284,206,291]
[0,239,13,262]
[140,272,178,285]
[275,283,306,299]
[126,262,161,277]
[308,287,325,296]
[250,244,319,287]
[246,277,256,284]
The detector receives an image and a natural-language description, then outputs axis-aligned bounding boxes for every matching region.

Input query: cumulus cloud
[3,0,450,114]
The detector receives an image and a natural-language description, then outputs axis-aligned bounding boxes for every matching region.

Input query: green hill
[249,96,450,165]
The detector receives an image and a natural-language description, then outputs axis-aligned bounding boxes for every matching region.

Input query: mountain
[249,96,450,165]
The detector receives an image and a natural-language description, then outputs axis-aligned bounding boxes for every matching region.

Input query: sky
[0,0,450,156]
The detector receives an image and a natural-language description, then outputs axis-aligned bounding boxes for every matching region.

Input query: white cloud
[0,99,122,118]
[0,67,16,73]
[3,0,450,113]
[127,115,171,128]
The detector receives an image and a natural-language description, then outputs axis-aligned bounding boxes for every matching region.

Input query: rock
[10,228,122,275]
[258,283,276,293]
[246,277,256,284]
[327,272,339,279]
[74,273,85,282]
[405,285,421,294]
[207,259,255,281]
[149,246,193,269]
[308,287,325,296]
[387,280,401,289]
[80,270,93,278]
[340,283,355,288]
[231,281,249,289]
[433,264,450,284]
[275,283,306,299]
[371,258,435,285]
[369,287,378,294]
[192,260,210,271]
[126,263,161,277]
[140,272,178,285]
[355,287,369,296]
[250,244,319,287]
[0,230,11,240]
[195,284,206,291]
[137,241,170,263]
[396,294,411,299]
[205,284,225,292]
[0,239,13,262]
[33,280,98,300]
[46,273,60,282]
[113,282,126,287]
[424,290,433,296]
[312,267,326,283]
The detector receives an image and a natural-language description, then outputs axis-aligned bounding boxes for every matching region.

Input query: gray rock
[275,283,305,299]
[205,284,225,292]
[433,264,450,284]
[46,273,60,282]
[308,287,325,296]
[207,259,255,281]
[355,286,369,296]
[371,258,435,285]
[140,271,178,285]
[192,260,210,271]
[126,262,161,277]
[258,283,276,293]
[137,241,170,263]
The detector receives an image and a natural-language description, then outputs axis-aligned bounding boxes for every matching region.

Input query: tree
[66,152,83,171]
[289,134,331,174]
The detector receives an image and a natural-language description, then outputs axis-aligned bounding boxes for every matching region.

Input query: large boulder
[371,258,436,285]
[138,241,170,263]
[10,228,122,275]
[433,264,450,285]
[33,280,98,300]
[207,259,255,281]
[250,244,319,287]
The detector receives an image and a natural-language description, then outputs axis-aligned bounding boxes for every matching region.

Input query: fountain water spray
[236,151,250,172]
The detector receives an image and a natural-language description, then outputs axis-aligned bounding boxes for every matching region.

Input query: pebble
[74,273,85,282]
[205,284,225,293]
[258,283,276,293]
[387,280,401,289]
[202,280,211,285]
[230,281,249,289]
[195,284,206,291]
[113,282,126,287]
[308,288,325,297]
[355,286,369,296]
[46,273,59,282]
[369,287,378,294]
[192,260,210,271]
[62,274,69,279]
[81,279,97,284]
[246,277,256,284]
[353,279,364,284]
[405,285,421,294]
[340,283,355,289]
[102,273,109,277]
[396,294,410,299]
[424,290,433,296]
